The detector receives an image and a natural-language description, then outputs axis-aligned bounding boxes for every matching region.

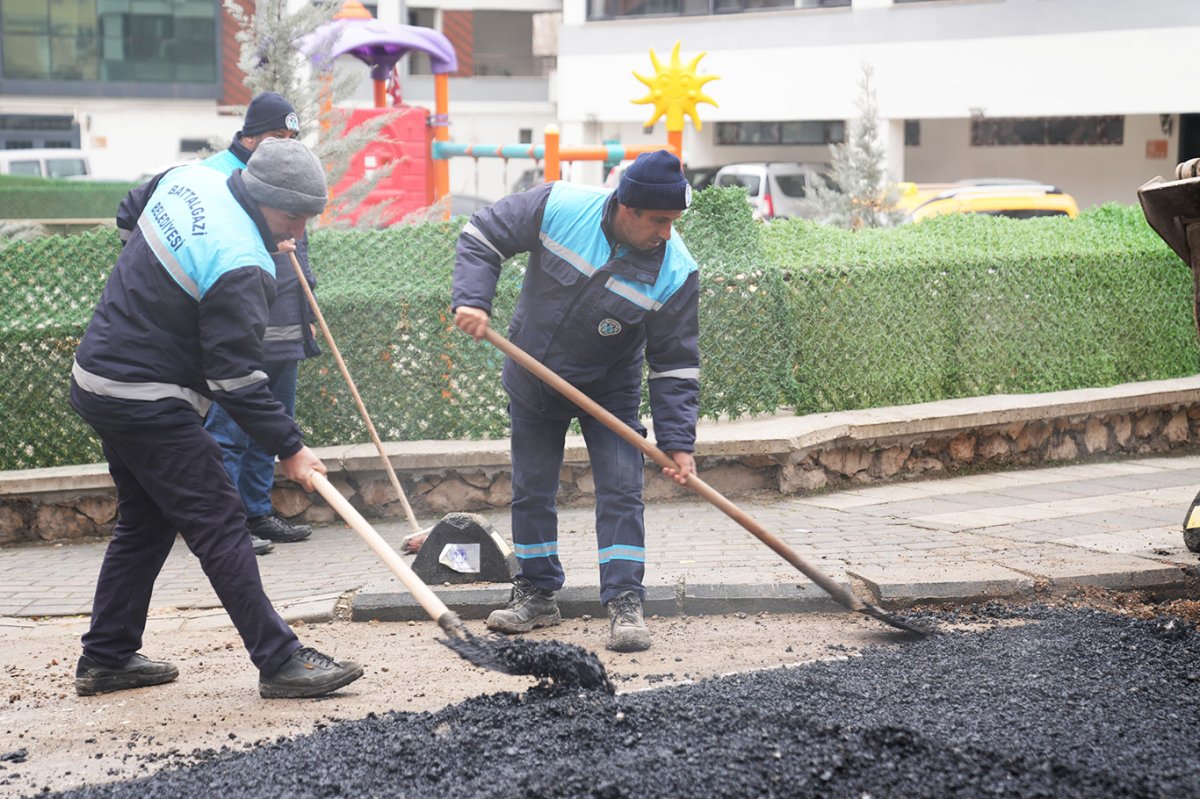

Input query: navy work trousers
[71,381,299,674]
[508,397,647,605]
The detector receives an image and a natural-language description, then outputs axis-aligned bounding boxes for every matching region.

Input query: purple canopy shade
[303,19,458,79]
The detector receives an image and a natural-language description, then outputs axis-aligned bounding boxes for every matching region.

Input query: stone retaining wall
[5,399,1198,546]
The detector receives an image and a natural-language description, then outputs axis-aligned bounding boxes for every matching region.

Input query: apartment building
[0,0,556,200]
[1,0,1197,207]
[555,0,1200,208]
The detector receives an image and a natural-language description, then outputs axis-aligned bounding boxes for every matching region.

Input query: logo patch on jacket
[598,318,622,336]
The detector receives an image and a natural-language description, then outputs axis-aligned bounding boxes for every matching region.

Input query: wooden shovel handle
[308,471,451,623]
[481,327,866,612]
[289,252,422,535]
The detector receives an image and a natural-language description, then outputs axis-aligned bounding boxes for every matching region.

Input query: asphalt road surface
[30,605,1200,799]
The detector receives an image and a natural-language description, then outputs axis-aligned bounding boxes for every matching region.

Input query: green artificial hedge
[0,189,1193,470]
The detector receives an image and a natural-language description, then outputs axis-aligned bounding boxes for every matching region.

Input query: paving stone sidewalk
[1,454,1197,627]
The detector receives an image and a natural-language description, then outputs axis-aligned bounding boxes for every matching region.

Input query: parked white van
[0,148,91,179]
[712,162,831,220]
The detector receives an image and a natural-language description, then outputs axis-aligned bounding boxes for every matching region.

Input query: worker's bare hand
[454,306,491,340]
[274,238,298,254]
[662,451,695,485]
[281,445,325,491]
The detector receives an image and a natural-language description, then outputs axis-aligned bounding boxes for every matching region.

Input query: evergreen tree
[223,0,400,226]
[802,63,904,230]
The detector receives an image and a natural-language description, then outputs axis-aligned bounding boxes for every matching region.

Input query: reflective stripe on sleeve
[462,221,505,259]
[206,371,268,392]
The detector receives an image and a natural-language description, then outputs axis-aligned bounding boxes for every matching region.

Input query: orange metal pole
[433,73,450,202]
[668,130,684,160]
[373,79,387,108]
[544,125,560,182]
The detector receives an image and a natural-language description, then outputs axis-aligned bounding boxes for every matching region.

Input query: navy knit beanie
[241,92,300,137]
[617,150,690,210]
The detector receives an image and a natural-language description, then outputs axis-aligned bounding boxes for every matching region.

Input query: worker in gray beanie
[70,132,363,700]
[114,100,327,558]
[242,137,328,216]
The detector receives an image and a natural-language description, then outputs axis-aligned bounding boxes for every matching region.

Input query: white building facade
[554,0,1200,208]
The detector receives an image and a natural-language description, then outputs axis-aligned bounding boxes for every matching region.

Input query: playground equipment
[306,2,719,222]
[304,1,456,223]
[430,41,719,194]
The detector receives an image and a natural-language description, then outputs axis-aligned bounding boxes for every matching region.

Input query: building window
[716,120,845,146]
[971,116,1124,146]
[588,0,846,19]
[905,119,920,147]
[0,114,80,150]
[2,0,217,84]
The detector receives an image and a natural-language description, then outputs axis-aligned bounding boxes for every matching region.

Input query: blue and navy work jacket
[115,139,319,363]
[451,181,701,453]
[74,164,304,458]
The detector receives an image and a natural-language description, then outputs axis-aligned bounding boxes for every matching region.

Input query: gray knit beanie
[242,138,327,216]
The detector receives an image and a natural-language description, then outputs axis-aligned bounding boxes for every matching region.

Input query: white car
[712,162,832,220]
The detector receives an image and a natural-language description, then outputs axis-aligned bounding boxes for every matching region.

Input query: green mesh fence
[765,203,1197,411]
[0,190,1195,471]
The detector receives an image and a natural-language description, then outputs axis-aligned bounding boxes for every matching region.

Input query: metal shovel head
[857,602,936,638]
[439,628,614,694]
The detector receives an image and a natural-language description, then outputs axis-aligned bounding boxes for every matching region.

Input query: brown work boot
[486,577,561,634]
[605,591,651,652]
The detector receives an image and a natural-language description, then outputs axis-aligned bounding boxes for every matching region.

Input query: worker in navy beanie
[239,92,301,139]
[617,150,692,211]
[451,148,701,654]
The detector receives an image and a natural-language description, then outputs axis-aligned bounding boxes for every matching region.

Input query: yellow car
[894,179,1079,222]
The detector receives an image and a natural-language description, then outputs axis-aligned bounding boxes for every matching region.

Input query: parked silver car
[712,162,831,220]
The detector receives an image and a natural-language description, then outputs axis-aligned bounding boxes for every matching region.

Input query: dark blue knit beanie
[617,150,691,210]
[241,92,300,137]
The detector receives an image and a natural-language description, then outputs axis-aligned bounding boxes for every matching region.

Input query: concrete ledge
[6,375,1200,546]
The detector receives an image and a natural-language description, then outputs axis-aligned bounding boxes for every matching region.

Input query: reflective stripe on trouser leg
[580,411,647,605]
[77,402,300,674]
[508,401,570,592]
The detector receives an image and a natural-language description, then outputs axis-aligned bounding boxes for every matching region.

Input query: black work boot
[605,591,651,652]
[75,653,179,696]
[1184,490,1200,553]
[486,577,561,634]
[259,647,364,699]
[248,512,312,543]
[250,534,274,555]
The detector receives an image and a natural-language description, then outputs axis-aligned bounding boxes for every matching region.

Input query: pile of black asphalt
[41,606,1200,798]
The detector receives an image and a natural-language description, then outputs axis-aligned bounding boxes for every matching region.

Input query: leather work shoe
[486,577,561,634]
[259,647,364,699]
[606,591,651,652]
[75,653,179,696]
[248,512,312,543]
[250,534,274,555]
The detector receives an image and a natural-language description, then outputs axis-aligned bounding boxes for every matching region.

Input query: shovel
[479,327,931,637]
[307,470,612,691]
